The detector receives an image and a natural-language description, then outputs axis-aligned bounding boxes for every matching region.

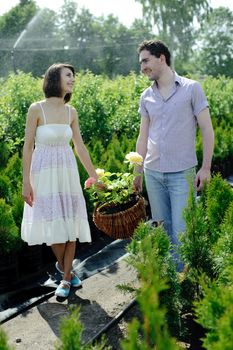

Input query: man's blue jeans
[144,167,196,268]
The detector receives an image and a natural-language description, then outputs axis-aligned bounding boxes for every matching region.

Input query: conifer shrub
[125,222,181,338]
[194,272,233,350]
[0,175,11,204]
[179,174,233,278]
[0,198,21,256]
[178,174,233,348]
[179,183,214,277]
[89,140,105,167]
[205,174,233,243]
[11,189,24,229]
[0,141,10,169]
[121,274,182,350]
[212,202,233,282]
[4,153,22,195]
[56,307,110,350]
[202,76,233,127]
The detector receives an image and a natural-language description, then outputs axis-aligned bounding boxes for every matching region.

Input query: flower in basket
[84,152,143,213]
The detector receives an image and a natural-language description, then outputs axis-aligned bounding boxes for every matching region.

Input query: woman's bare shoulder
[28,101,44,112]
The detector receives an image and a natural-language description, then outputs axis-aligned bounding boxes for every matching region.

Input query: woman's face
[60,67,75,95]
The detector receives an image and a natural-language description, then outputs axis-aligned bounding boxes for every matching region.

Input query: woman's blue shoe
[70,273,82,287]
[55,261,82,287]
[55,280,71,298]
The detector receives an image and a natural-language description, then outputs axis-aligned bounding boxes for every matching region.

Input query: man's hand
[194,168,211,191]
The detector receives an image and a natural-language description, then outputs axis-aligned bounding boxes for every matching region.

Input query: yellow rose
[125,152,143,165]
[96,168,105,177]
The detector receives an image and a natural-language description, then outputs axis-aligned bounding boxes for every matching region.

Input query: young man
[134,40,214,269]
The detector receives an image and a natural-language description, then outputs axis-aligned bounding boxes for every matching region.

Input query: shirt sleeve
[191,81,209,117]
[138,94,149,118]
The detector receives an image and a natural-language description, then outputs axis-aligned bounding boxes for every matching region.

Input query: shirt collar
[152,71,181,91]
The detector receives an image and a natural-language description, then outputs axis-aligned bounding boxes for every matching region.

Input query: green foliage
[0,198,21,256]
[195,7,233,77]
[196,75,233,176]
[56,306,110,350]
[121,282,182,350]
[0,0,37,38]
[0,141,10,169]
[126,222,181,337]
[0,0,153,77]
[0,71,42,151]
[179,184,213,275]
[0,175,11,204]
[55,307,83,350]
[89,140,105,167]
[85,152,143,208]
[213,202,233,281]
[178,173,233,344]
[122,222,181,348]
[194,272,233,350]
[72,72,147,144]
[4,153,22,195]
[0,328,13,350]
[11,189,24,229]
[202,76,233,127]
[136,0,210,68]
[205,174,233,243]
[0,71,232,182]
[180,174,233,278]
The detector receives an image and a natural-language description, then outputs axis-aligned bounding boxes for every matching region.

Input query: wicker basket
[93,195,146,239]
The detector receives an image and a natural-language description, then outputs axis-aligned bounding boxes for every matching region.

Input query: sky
[0,0,233,27]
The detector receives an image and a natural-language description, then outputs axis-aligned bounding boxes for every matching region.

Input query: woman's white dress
[21,104,91,246]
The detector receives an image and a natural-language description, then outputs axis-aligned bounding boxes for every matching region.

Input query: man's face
[139,49,162,81]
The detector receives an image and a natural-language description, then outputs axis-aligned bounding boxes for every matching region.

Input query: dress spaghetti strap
[39,103,47,125]
[68,106,71,125]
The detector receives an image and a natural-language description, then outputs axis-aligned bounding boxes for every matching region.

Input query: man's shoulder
[141,85,153,97]
[177,74,201,88]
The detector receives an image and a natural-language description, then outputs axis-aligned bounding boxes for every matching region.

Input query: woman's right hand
[22,182,34,207]
[133,175,143,193]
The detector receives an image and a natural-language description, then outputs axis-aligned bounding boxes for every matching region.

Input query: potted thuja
[0,199,22,292]
[85,152,146,239]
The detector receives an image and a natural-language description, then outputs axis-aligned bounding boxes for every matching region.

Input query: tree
[0,0,37,75]
[0,0,37,40]
[0,0,153,77]
[135,0,210,69]
[195,7,233,77]
[57,0,153,76]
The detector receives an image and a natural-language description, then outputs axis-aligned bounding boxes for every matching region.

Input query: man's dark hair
[43,63,75,103]
[137,40,171,66]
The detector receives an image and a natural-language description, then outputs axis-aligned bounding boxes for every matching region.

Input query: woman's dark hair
[43,63,75,103]
[137,40,171,66]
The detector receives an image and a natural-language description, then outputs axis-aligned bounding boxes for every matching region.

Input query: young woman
[21,63,98,298]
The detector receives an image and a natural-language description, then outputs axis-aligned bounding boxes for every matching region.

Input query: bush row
[0,72,232,171]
